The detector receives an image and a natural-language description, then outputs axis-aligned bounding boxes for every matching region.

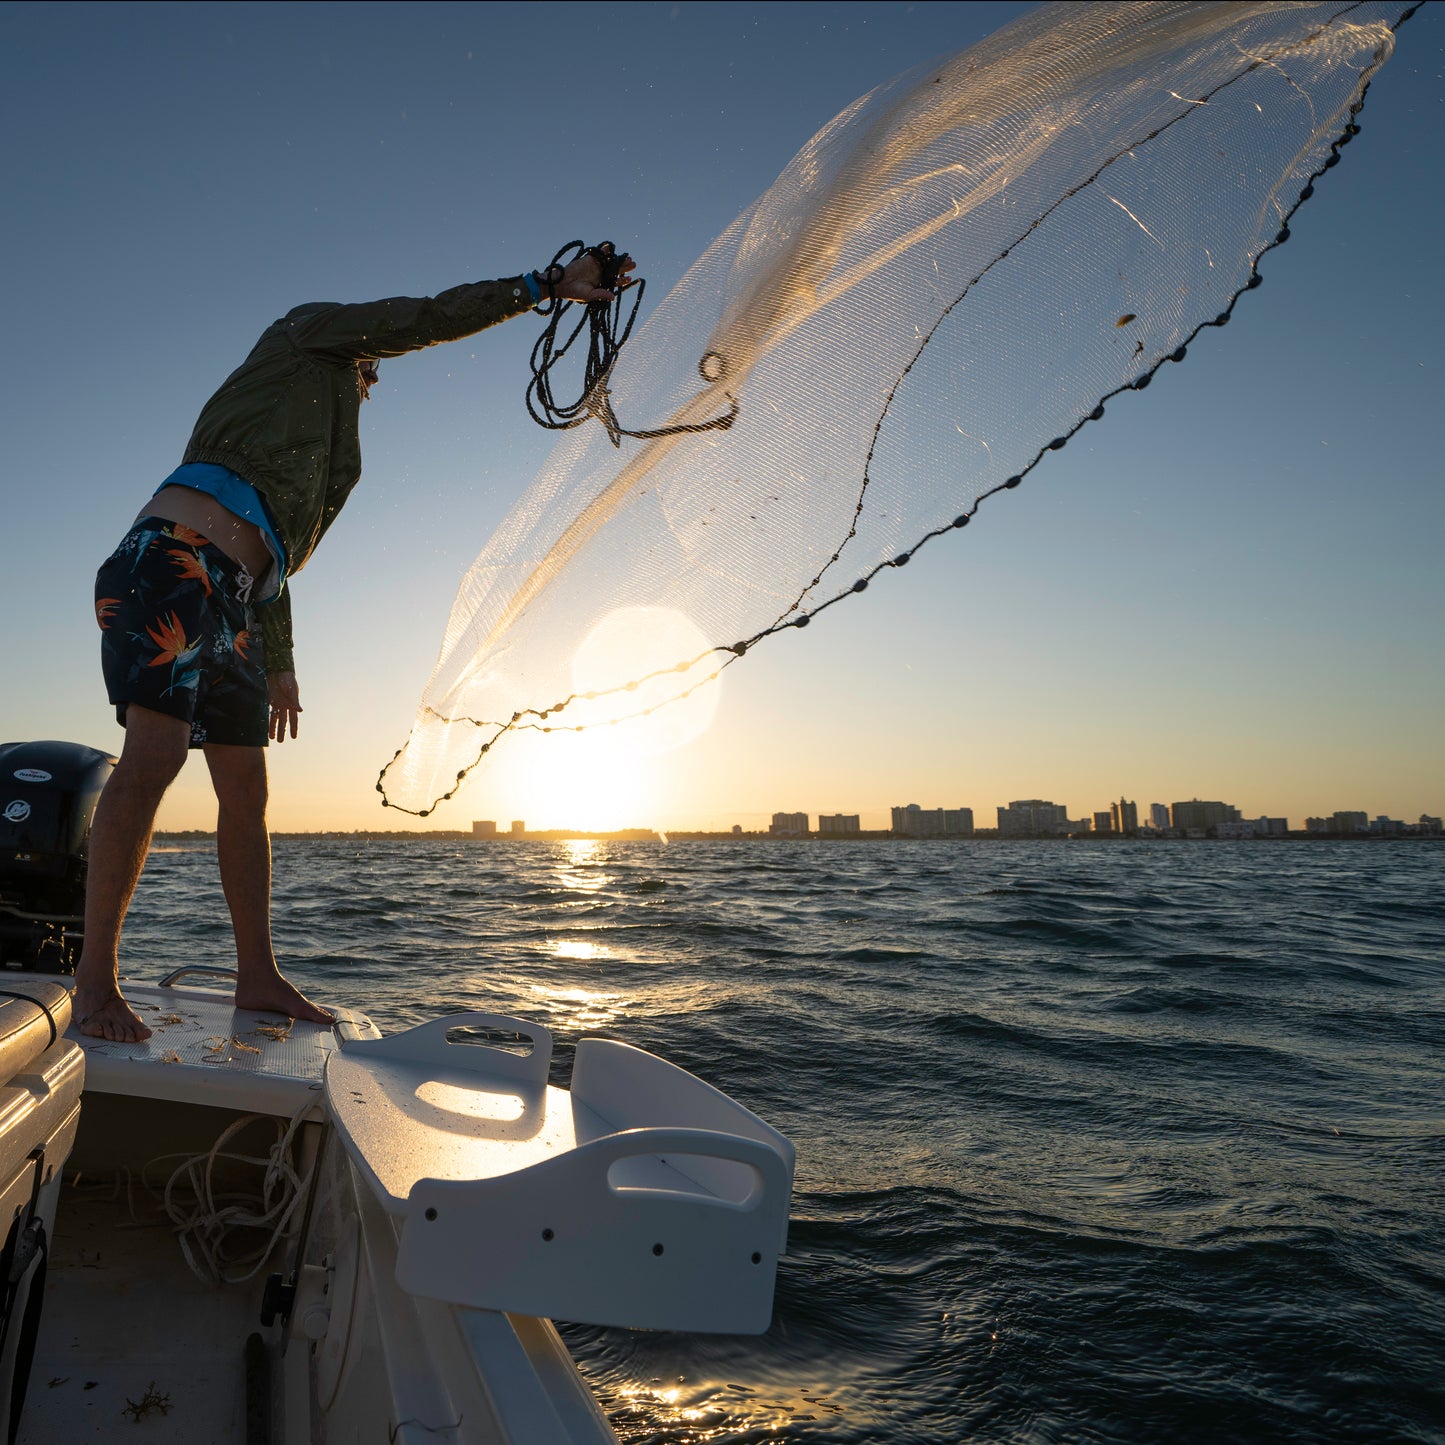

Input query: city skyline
[462,793,1440,838]
[706,792,1442,836]
[2,3,1439,835]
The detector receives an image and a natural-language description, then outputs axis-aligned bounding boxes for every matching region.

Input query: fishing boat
[0,745,794,1443]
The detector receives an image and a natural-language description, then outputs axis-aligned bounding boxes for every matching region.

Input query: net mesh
[379,0,1418,816]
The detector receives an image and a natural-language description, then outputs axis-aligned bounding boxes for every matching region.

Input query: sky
[1,1,1440,835]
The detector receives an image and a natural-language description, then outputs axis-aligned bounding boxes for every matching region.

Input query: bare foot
[235,969,335,1027]
[75,988,153,1043]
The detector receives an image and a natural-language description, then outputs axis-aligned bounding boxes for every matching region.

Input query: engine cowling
[0,741,115,970]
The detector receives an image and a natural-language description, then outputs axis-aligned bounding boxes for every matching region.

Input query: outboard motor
[0,741,114,971]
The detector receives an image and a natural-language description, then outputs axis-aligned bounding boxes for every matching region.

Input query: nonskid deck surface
[77,988,334,1070]
[65,978,375,1113]
[18,1190,264,1443]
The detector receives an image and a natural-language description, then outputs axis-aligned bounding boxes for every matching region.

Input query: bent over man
[76,250,632,1042]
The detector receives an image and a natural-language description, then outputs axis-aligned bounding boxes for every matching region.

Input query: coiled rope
[526,240,737,446]
[146,1094,318,1286]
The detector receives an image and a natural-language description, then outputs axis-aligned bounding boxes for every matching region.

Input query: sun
[496,729,652,832]
[477,607,722,832]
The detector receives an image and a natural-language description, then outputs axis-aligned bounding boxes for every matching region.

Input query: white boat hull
[11,975,791,1443]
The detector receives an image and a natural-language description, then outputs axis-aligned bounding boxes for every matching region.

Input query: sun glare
[477,607,721,832]
[568,605,721,750]
[486,728,656,831]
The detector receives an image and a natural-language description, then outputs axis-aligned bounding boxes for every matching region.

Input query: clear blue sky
[1,2,1440,832]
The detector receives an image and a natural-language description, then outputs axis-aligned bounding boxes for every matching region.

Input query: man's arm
[258,594,300,741]
[283,253,632,362]
[259,589,295,676]
[286,278,532,362]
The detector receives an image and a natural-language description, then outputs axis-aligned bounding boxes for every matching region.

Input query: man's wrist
[535,264,566,303]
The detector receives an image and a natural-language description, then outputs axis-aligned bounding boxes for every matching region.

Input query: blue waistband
[155,463,287,603]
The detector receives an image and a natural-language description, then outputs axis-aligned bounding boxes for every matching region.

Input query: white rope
[140,1095,319,1286]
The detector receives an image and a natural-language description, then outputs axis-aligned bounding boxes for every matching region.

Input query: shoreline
[151,830,1445,844]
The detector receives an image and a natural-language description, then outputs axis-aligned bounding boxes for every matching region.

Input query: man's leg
[203,743,333,1026]
[73,706,191,1041]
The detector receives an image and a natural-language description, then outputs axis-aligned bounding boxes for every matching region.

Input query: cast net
[379,0,1418,815]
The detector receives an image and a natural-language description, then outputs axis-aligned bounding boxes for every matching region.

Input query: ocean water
[124,838,1445,1444]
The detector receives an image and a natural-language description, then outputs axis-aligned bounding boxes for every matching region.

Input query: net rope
[378,0,1420,816]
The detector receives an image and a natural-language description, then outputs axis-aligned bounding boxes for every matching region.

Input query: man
[76,249,633,1042]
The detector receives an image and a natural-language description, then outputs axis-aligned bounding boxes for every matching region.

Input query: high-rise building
[997,800,1070,836]
[510,820,526,835]
[1110,799,1138,836]
[819,813,861,834]
[770,812,809,836]
[1093,810,1113,835]
[943,808,974,837]
[1150,803,1170,830]
[471,820,497,838]
[892,804,929,836]
[1332,811,1368,833]
[891,805,974,837]
[1170,800,1241,832]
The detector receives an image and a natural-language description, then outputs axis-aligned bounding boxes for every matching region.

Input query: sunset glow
[1,3,1437,835]
[472,607,722,831]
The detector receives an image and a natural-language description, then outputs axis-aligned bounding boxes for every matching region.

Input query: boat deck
[19,1189,269,1443]
[12,975,367,1444]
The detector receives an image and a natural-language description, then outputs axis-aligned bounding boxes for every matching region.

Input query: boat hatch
[327,1012,796,1334]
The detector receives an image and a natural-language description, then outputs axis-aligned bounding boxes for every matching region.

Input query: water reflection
[554,838,613,895]
[530,984,625,1032]
[550,939,611,961]
[595,1375,839,1440]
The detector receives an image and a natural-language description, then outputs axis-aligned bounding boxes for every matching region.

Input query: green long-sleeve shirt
[181,275,538,673]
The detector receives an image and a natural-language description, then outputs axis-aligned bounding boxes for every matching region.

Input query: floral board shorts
[95,517,267,748]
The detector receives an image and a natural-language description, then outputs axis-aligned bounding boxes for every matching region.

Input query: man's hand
[268,671,302,743]
[552,247,638,304]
